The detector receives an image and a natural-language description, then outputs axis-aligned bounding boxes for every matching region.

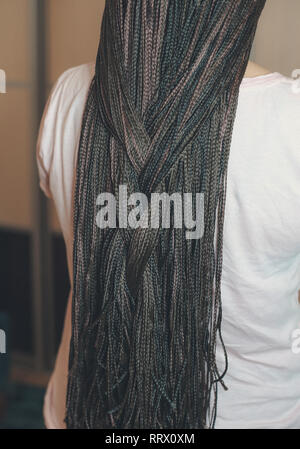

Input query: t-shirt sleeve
[36,67,78,199]
[36,74,65,199]
[36,63,95,200]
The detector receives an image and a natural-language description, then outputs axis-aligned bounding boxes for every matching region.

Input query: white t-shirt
[36,62,300,429]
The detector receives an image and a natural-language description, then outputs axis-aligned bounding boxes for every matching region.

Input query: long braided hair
[66,0,266,429]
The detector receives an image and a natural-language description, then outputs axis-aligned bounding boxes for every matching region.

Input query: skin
[244,60,272,78]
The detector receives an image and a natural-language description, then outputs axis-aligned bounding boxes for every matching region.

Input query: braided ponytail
[66,0,266,429]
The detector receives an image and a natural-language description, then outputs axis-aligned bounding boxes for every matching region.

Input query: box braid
[65,0,266,429]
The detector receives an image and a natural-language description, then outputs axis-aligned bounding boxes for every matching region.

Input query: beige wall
[0,89,32,229]
[46,0,105,85]
[0,0,299,232]
[0,0,33,230]
[0,0,105,232]
[0,0,32,83]
[253,0,300,76]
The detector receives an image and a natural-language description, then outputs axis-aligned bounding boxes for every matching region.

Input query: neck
[244,60,272,78]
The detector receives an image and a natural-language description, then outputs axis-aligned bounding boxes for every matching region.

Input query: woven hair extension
[66,0,266,429]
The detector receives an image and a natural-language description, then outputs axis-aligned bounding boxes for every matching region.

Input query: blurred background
[0,0,299,429]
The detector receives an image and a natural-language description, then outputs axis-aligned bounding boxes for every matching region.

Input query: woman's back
[216,71,300,428]
[37,62,300,428]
